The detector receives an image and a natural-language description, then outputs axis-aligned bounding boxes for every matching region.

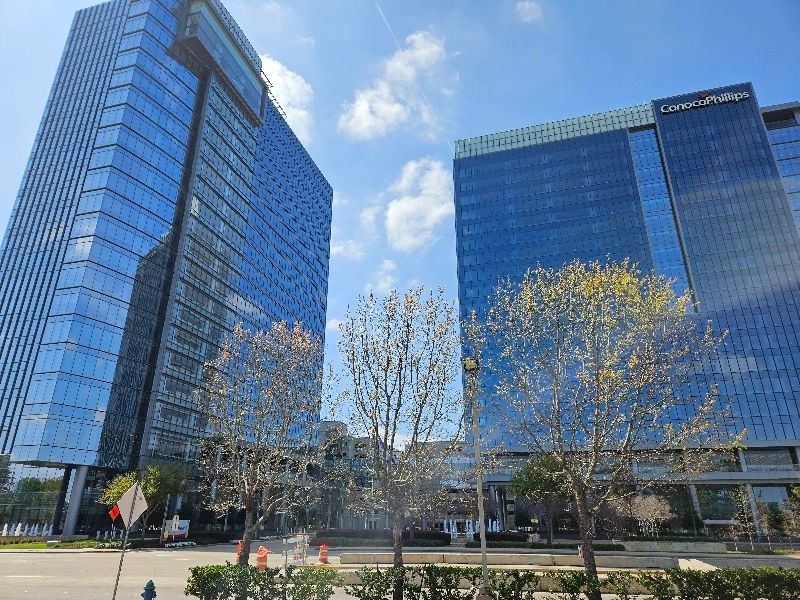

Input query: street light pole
[464,357,490,599]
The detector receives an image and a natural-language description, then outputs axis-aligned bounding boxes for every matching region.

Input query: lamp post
[463,357,490,600]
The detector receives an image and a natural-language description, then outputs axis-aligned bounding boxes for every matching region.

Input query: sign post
[110,481,148,600]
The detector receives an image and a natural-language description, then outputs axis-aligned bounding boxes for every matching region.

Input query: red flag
[109,504,120,521]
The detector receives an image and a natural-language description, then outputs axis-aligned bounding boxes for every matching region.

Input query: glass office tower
[454,83,800,523]
[0,0,331,532]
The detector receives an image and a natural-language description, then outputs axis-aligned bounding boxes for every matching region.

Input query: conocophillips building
[454,82,800,519]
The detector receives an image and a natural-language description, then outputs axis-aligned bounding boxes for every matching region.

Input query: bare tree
[338,287,463,600]
[779,486,800,538]
[729,485,757,552]
[196,321,325,565]
[756,500,780,551]
[629,494,675,537]
[482,259,740,600]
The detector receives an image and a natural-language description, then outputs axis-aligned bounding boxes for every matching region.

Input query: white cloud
[260,54,314,146]
[332,191,348,207]
[385,158,453,252]
[325,318,342,333]
[359,205,381,236]
[337,32,447,141]
[365,259,398,294]
[296,34,316,47]
[516,1,544,23]
[331,238,365,261]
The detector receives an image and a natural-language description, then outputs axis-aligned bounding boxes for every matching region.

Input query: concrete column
[745,483,763,536]
[737,448,749,472]
[688,484,704,523]
[50,467,72,535]
[62,465,89,537]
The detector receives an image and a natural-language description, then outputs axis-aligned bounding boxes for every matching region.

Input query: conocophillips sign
[660,90,750,115]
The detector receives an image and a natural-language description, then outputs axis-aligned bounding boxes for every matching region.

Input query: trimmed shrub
[184,564,340,600]
[188,530,238,544]
[0,537,47,546]
[288,566,342,600]
[604,571,636,600]
[464,541,528,549]
[405,530,452,544]
[549,571,589,600]
[463,540,624,551]
[472,531,528,543]
[344,566,403,600]
[317,565,800,600]
[488,570,540,600]
[310,537,448,548]
[405,566,480,600]
[185,564,281,600]
[314,529,391,540]
[313,529,450,543]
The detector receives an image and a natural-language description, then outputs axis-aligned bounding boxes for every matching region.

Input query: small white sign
[164,519,190,538]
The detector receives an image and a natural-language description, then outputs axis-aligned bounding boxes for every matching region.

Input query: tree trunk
[575,493,601,600]
[141,513,149,540]
[392,512,404,600]
[546,507,554,547]
[238,504,255,566]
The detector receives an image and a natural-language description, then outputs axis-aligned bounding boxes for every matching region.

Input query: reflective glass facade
[455,83,800,452]
[0,0,331,480]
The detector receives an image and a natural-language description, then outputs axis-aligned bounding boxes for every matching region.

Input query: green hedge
[185,564,341,600]
[311,537,448,548]
[344,566,800,599]
[472,531,529,542]
[463,540,624,551]
[313,529,450,543]
[0,537,44,546]
[186,564,800,599]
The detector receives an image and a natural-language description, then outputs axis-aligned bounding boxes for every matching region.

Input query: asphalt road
[0,539,357,600]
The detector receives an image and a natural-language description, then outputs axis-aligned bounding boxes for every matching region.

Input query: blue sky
[1,0,799,364]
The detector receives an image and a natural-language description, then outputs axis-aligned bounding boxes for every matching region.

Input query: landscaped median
[338,551,679,569]
[309,528,451,548]
[184,564,800,599]
[0,536,209,550]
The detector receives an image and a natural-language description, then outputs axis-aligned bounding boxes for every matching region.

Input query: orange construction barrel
[235,540,243,562]
[318,544,329,564]
[256,545,269,571]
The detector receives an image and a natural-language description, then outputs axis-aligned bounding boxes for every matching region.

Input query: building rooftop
[454,97,799,160]
[454,103,654,159]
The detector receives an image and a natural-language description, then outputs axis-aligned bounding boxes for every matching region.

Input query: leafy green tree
[0,455,11,493]
[509,454,571,546]
[100,465,188,538]
[14,477,61,513]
